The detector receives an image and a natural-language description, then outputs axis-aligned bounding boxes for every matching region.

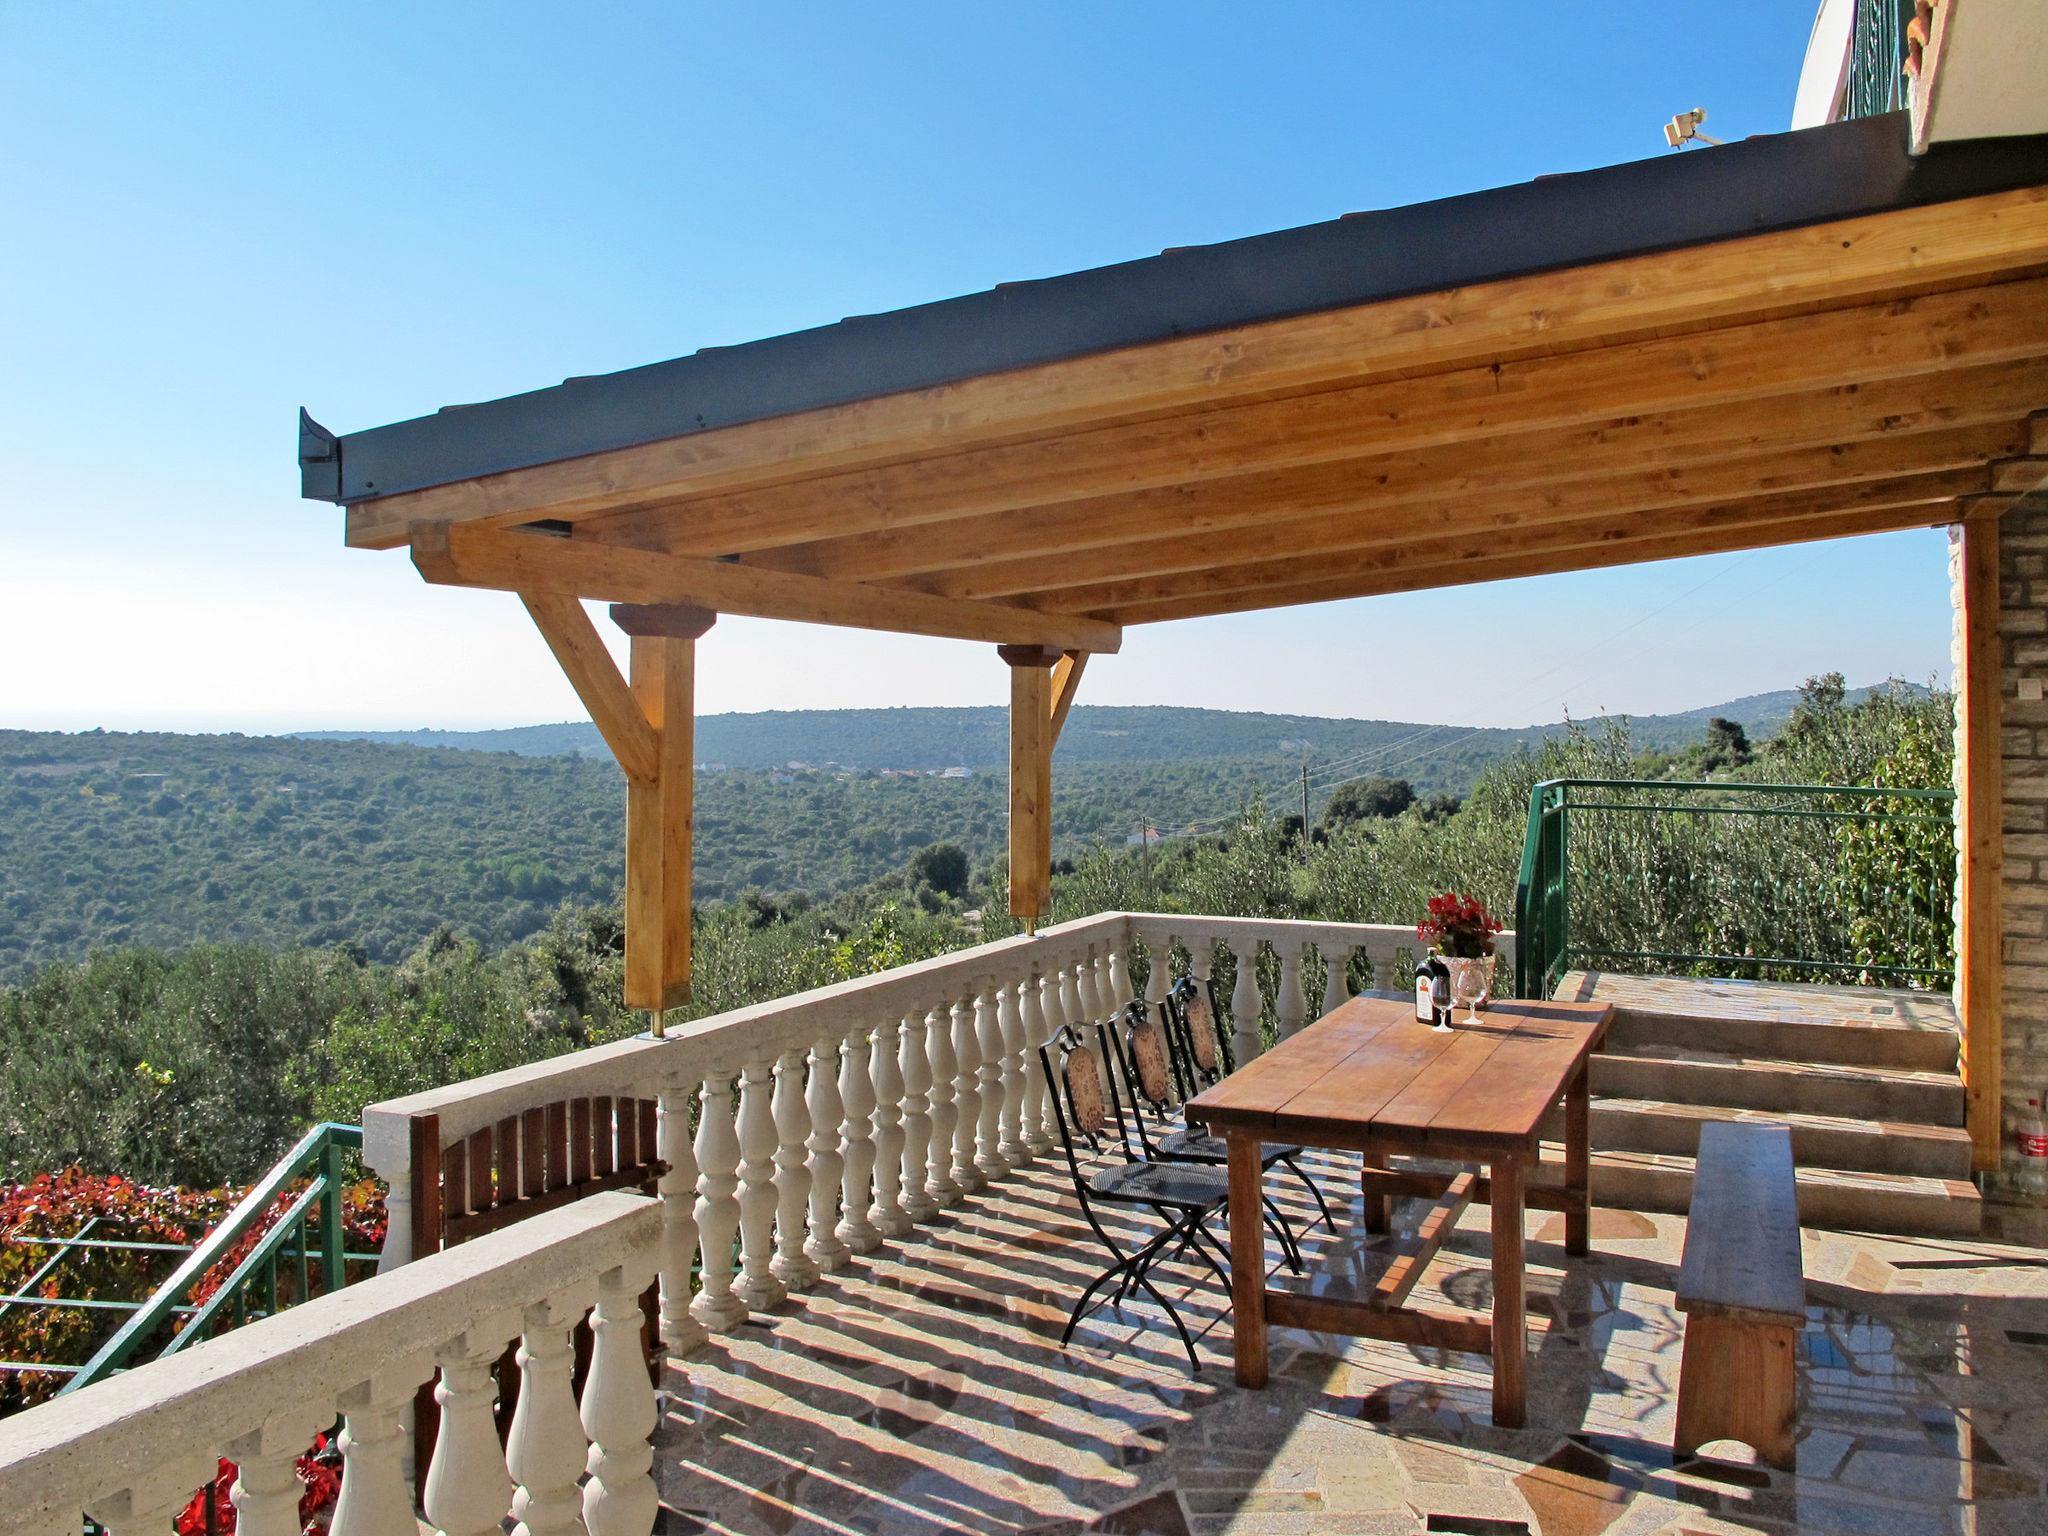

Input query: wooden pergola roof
[305,114,2047,1167]
[308,115,2048,640]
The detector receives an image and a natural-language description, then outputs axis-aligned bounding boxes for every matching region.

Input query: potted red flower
[1417,892,1504,1015]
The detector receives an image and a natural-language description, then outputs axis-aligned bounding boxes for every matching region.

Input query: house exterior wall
[1961,503,2048,1196]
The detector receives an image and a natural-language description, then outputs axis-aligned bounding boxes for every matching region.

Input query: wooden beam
[412,521,1121,653]
[518,593,659,783]
[1001,647,1058,925]
[586,273,2048,563]
[626,634,696,1013]
[1040,466,1994,615]
[931,421,2026,603]
[1957,507,2006,1172]
[345,188,2048,547]
[1099,493,1971,624]
[1048,651,1088,745]
[759,360,2048,586]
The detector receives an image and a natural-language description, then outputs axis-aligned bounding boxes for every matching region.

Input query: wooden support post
[999,645,1061,926]
[1958,507,2006,1173]
[612,604,715,1024]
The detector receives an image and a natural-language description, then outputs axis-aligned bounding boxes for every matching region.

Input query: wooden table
[1186,993,1612,1426]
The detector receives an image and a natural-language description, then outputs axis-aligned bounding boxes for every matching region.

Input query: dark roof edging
[302,113,2048,506]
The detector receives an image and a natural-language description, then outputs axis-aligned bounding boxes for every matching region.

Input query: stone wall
[1960,503,2048,1195]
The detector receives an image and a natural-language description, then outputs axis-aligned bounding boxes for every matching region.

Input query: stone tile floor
[655,1152,2048,1535]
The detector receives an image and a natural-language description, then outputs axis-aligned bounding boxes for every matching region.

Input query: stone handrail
[0,1191,662,1536]
[359,910,1513,1361]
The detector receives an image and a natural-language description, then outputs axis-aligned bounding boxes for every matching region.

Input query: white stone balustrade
[0,1193,661,1536]
[352,912,1512,1368]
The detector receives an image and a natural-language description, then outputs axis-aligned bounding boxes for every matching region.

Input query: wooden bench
[1673,1121,1806,1470]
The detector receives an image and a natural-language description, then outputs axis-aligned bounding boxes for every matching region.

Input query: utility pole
[1300,764,1311,862]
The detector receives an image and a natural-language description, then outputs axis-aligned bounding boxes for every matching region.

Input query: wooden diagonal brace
[520,593,659,783]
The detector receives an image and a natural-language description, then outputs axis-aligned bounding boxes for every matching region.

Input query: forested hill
[300,689,1850,770]
[1,686,1911,982]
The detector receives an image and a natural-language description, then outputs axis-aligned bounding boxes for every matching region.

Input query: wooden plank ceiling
[363,187,2048,639]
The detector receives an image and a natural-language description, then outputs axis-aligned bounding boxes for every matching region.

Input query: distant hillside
[4,686,1914,982]
[300,689,1903,771]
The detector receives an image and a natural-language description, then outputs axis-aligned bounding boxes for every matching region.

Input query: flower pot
[1446,955,1496,1017]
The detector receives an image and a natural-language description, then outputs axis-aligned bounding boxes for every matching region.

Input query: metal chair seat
[1090,1159,1231,1211]
[1158,1127,1303,1166]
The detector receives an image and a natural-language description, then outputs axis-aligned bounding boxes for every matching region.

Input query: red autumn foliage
[1417,891,1505,959]
[174,1435,342,1536]
[0,1168,386,1415]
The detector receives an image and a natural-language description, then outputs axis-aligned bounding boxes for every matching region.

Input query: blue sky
[0,3,1952,733]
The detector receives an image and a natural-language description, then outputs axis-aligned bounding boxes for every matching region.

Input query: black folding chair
[1156,980,1340,1236]
[1037,1020,1233,1372]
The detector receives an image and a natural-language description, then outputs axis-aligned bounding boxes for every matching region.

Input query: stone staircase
[1552,971,1980,1236]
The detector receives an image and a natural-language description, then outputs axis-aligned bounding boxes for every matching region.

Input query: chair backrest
[1038,1021,1138,1185]
[1165,975,1233,1090]
[1109,1000,1199,1161]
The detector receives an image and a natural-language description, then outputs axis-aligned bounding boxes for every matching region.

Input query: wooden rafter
[934,423,2025,604]
[1096,494,1972,626]
[412,521,1120,653]
[1039,466,1992,617]
[343,187,2048,549]
[752,360,2048,586]
[582,273,2048,565]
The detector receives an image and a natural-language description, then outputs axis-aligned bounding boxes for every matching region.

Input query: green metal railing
[1845,0,1915,119]
[57,1122,370,1395]
[1514,778,1957,999]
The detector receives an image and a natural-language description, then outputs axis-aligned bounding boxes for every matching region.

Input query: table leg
[1565,1060,1590,1257]
[1361,1156,1391,1235]
[1227,1134,1268,1389]
[1491,1154,1527,1429]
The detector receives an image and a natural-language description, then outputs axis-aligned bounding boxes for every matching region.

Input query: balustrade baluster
[1230,938,1264,1066]
[91,1490,201,1536]
[330,1370,421,1536]
[1023,969,1057,1153]
[974,979,1008,1180]
[870,1016,914,1234]
[770,1047,819,1291]
[1144,934,1172,1012]
[806,1033,852,1272]
[898,1010,940,1221]
[732,1058,785,1311]
[1276,943,1308,1040]
[425,1330,515,1536]
[1318,943,1349,1015]
[1075,944,1104,1024]
[996,977,1029,1164]
[1189,935,1215,1016]
[690,1068,746,1332]
[508,1297,588,1536]
[227,1435,310,1536]
[657,1079,706,1351]
[950,992,985,1194]
[835,1025,881,1253]
[1106,943,1132,1014]
[926,1003,964,1207]
[581,1266,661,1536]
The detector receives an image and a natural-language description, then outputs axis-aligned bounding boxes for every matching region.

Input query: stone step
[1591,1045,1966,1126]
[1559,971,1961,1073]
[1581,1146,1981,1238]
[1588,1097,1974,1179]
